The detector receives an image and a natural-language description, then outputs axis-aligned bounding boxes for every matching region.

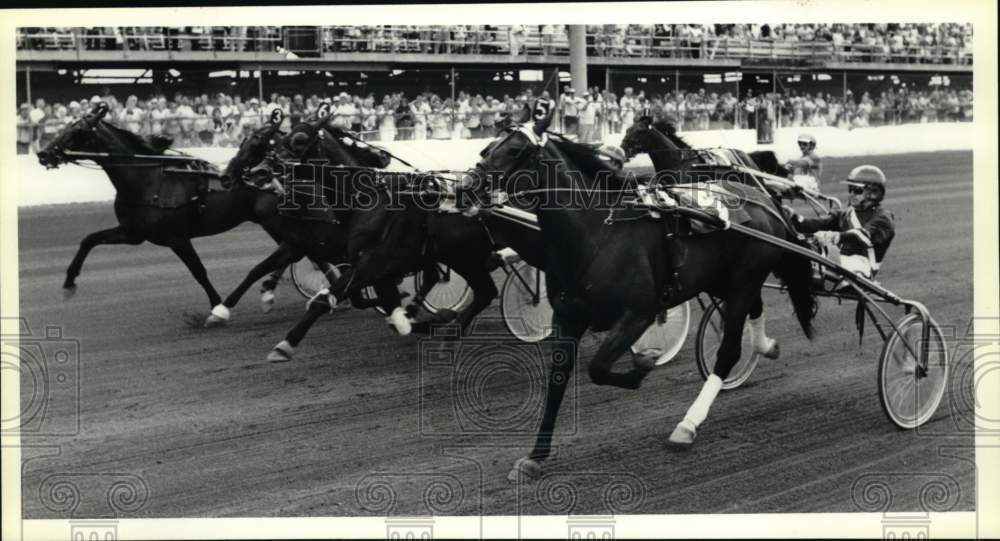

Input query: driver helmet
[598,144,627,168]
[797,133,816,151]
[843,164,887,202]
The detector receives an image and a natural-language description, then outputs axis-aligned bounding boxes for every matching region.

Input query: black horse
[37,103,282,309]
[468,111,816,481]
[245,119,502,362]
[621,117,791,181]
[203,113,412,327]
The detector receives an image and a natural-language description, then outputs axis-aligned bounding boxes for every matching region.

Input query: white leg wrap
[260,289,275,304]
[682,374,723,428]
[210,304,231,321]
[747,315,775,354]
[387,307,412,336]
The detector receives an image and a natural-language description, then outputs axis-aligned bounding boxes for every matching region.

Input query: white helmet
[797,133,816,149]
[844,164,887,203]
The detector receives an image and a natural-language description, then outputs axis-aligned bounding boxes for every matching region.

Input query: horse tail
[771,241,817,340]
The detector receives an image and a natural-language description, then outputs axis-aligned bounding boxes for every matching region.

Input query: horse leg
[268,267,356,361]
[267,251,405,361]
[267,300,328,362]
[746,292,780,359]
[167,237,222,308]
[587,309,658,390]
[508,312,588,483]
[259,266,287,313]
[205,243,302,326]
[63,226,143,299]
[405,261,440,317]
[370,279,410,335]
[668,281,758,448]
[445,261,499,335]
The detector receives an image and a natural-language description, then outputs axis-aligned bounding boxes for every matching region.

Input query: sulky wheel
[695,299,760,390]
[629,301,691,365]
[412,263,472,314]
[878,313,949,429]
[500,263,553,342]
[291,258,346,299]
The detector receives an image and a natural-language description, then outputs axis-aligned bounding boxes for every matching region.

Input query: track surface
[18,151,975,517]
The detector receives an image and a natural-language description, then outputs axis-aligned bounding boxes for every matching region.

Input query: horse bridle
[41,114,105,168]
[473,125,548,206]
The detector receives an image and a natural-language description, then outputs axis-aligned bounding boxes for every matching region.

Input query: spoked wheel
[878,314,949,429]
[290,258,344,299]
[412,264,472,314]
[500,263,553,342]
[629,301,691,365]
[695,298,760,390]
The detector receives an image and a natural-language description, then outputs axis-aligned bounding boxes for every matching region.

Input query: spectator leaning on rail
[786,165,895,291]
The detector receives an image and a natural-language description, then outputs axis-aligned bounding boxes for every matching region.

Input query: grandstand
[16,25,973,151]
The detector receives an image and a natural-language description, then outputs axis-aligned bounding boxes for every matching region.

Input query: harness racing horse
[470,110,816,482]
[621,117,791,182]
[247,120,502,362]
[619,117,799,366]
[203,113,410,326]
[36,102,284,309]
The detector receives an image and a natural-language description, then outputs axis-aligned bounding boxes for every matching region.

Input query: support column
[568,25,587,94]
[26,65,32,105]
[257,68,264,121]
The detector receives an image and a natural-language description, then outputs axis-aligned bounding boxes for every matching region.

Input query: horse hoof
[204,314,227,327]
[667,423,696,449]
[762,340,780,360]
[205,305,231,327]
[507,457,542,483]
[386,307,413,336]
[260,290,275,313]
[266,340,295,362]
[632,348,662,372]
[62,286,77,300]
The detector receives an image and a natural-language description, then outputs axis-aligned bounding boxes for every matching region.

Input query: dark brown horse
[202,113,411,327]
[37,103,283,309]
[250,119,503,362]
[469,111,816,481]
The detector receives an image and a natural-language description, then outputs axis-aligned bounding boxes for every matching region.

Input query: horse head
[223,109,286,188]
[37,102,110,168]
[620,116,659,159]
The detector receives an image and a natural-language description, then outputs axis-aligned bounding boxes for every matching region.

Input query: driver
[786,165,895,290]
[785,133,822,178]
[784,134,822,193]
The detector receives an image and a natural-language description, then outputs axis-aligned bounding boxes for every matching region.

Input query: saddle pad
[668,182,753,234]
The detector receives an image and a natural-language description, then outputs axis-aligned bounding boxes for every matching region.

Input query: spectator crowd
[16,84,974,154]
[19,23,973,64]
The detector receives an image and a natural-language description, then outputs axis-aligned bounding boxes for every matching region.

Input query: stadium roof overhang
[15,49,973,75]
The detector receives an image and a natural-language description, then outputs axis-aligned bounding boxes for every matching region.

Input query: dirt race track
[17,151,975,517]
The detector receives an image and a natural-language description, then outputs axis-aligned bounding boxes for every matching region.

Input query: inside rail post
[257,67,264,123]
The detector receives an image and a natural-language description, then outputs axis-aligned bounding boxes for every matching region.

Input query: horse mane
[323,126,388,166]
[101,121,171,154]
[651,120,692,149]
[546,133,621,181]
